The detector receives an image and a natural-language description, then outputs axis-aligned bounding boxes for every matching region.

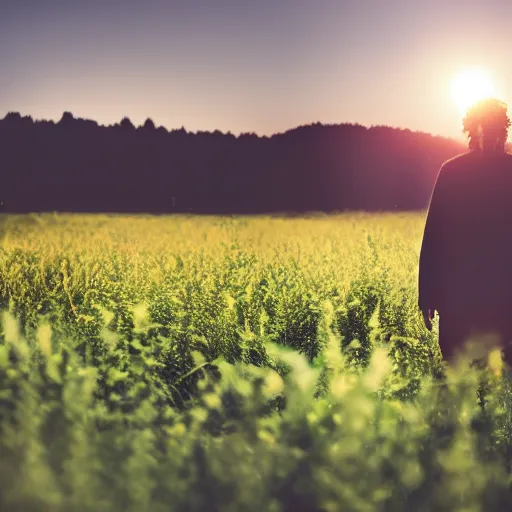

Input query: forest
[0,112,466,214]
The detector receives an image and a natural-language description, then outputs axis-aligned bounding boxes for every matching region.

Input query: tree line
[0,112,467,214]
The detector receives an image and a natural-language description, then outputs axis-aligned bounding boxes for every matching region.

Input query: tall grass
[0,213,511,511]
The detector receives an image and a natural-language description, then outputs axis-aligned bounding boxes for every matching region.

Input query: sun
[451,68,496,115]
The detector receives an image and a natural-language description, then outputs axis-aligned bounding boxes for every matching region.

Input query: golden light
[451,68,496,115]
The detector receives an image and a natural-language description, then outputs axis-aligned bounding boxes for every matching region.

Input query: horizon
[3,0,512,144]
[0,110,471,145]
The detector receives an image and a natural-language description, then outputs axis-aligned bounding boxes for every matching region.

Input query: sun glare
[451,69,496,115]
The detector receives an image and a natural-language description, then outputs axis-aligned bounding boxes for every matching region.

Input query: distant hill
[0,112,467,214]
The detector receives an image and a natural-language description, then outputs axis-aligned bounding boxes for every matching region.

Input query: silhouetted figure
[419,98,512,364]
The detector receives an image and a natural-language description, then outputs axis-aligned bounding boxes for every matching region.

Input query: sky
[2,0,512,141]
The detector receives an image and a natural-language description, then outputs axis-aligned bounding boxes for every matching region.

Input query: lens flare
[451,68,496,114]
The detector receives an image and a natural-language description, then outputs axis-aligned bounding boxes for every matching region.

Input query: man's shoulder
[440,151,474,173]
[441,151,512,171]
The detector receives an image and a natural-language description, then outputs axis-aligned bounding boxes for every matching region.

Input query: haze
[1,0,511,141]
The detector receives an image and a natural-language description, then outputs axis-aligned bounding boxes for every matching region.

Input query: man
[419,98,512,364]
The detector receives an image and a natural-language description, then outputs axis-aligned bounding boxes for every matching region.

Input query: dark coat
[419,150,512,319]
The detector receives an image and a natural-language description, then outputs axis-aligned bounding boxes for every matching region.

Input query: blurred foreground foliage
[0,213,511,511]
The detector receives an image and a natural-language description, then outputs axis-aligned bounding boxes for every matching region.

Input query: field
[1,213,512,511]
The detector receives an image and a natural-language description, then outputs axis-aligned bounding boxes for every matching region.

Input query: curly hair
[462,98,511,149]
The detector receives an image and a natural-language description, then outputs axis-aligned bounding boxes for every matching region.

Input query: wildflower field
[0,212,512,511]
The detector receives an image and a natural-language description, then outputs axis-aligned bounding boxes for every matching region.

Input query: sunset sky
[2,0,512,141]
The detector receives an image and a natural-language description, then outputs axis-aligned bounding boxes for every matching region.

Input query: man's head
[462,98,511,152]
